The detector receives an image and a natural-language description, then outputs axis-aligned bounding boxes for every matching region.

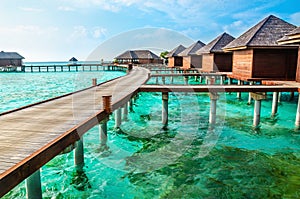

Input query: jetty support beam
[272,92,279,116]
[295,94,300,128]
[162,92,169,128]
[26,169,42,199]
[115,108,122,128]
[100,118,108,146]
[251,92,267,128]
[74,138,84,171]
[209,92,219,124]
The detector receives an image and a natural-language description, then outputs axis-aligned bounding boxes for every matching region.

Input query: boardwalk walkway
[0,67,150,197]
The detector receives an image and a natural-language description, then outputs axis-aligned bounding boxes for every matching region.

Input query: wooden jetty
[24,64,127,73]
[0,67,149,197]
[2,65,300,197]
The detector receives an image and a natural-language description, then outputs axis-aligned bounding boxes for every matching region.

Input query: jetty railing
[23,64,128,73]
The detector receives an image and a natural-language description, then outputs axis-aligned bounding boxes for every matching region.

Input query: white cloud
[20,7,44,13]
[58,6,75,11]
[92,27,107,39]
[70,26,88,39]
[290,12,300,25]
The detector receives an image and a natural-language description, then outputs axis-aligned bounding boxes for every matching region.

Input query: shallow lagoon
[2,72,300,198]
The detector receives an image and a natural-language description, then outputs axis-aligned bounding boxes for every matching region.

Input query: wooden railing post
[102,95,112,113]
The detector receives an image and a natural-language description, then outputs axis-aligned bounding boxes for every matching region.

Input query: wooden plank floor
[0,67,149,197]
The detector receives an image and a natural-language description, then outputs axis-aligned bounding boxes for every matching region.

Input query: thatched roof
[278,27,300,44]
[166,45,186,57]
[224,15,297,51]
[69,57,78,62]
[115,50,160,59]
[178,41,205,56]
[0,51,24,59]
[197,32,235,54]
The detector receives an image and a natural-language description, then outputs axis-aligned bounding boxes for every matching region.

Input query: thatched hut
[115,50,162,65]
[223,15,298,81]
[278,27,300,82]
[178,41,205,69]
[166,45,186,67]
[0,51,24,67]
[197,32,235,72]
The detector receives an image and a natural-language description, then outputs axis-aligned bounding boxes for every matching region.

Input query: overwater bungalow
[166,45,186,68]
[68,57,79,65]
[223,15,298,81]
[0,51,24,72]
[178,41,205,69]
[115,50,163,65]
[278,27,300,82]
[197,32,235,73]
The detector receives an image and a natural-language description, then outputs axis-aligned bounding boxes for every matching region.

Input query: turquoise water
[0,71,123,113]
[2,72,300,198]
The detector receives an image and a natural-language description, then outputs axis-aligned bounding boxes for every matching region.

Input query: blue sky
[0,0,299,61]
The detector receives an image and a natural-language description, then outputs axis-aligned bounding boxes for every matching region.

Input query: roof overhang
[223,46,247,52]
[278,34,300,45]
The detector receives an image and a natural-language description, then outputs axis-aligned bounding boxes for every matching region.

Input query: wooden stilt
[122,103,128,121]
[162,92,169,128]
[100,119,108,146]
[272,92,279,116]
[74,138,84,171]
[295,94,300,128]
[248,82,253,105]
[26,170,42,199]
[115,108,122,128]
[237,80,242,99]
[251,92,267,128]
[209,92,219,124]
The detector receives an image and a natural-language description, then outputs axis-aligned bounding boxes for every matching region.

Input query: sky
[0,0,299,62]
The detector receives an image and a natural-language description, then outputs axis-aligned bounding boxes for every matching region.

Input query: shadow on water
[123,144,300,198]
[70,169,91,191]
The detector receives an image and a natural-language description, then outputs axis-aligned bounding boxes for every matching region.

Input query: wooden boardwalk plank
[0,67,150,197]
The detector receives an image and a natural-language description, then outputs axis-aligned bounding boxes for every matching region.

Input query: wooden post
[31,66,33,72]
[92,78,97,86]
[129,99,133,112]
[100,119,108,146]
[68,65,71,72]
[61,66,63,72]
[228,77,231,85]
[162,76,166,84]
[26,169,42,199]
[272,92,279,116]
[295,94,300,128]
[102,95,112,113]
[251,92,267,128]
[122,103,128,121]
[278,92,281,103]
[253,100,261,128]
[209,92,219,124]
[290,92,295,101]
[237,80,242,99]
[199,76,203,83]
[38,66,41,72]
[162,92,169,128]
[184,76,188,85]
[170,76,174,84]
[74,138,84,171]
[220,76,224,85]
[115,108,122,128]
[156,77,159,84]
[247,81,253,105]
